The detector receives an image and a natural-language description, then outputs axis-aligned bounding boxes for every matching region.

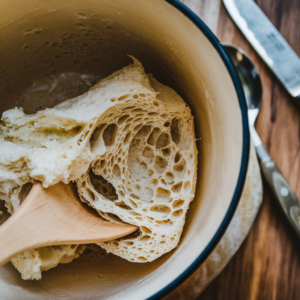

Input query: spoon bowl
[222,44,262,112]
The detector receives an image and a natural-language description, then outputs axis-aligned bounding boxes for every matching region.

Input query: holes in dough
[147,169,154,178]
[130,211,141,216]
[89,169,118,201]
[103,124,118,147]
[171,182,183,193]
[112,164,121,179]
[172,209,183,218]
[148,178,158,187]
[155,187,171,202]
[183,181,191,192]
[132,108,143,113]
[156,132,171,149]
[130,193,140,200]
[135,184,141,191]
[123,131,131,144]
[161,147,171,157]
[139,235,151,242]
[174,151,182,163]
[136,125,152,138]
[118,115,130,125]
[170,118,180,144]
[129,199,138,208]
[115,201,132,210]
[165,172,175,183]
[150,205,171,214]
[83,130,90,140]
[125,241,134,246]
[110,156,115,166]
[128,127,155,179]
[118,94,130,101]
[142,146,154,163]
[100,160,106,169]
[126,117,134,124]
[118,190,125,197]
[122,106,135,111]
[134,118,142,123]
[90,123,106,150]
[173,158,186,179]
[147,128,161,145]
[81,103,192,258]
[153,155,168,173]
[86,188,95,201]
[172,199,185,208]
[155,219,173,226]
[160,178,167,186]
[137,256,148,262]
[20,182,33,203]
[140,226,152,234]
[133,124,142,132]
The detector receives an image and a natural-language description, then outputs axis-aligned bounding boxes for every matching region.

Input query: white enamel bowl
[0,0,249,299]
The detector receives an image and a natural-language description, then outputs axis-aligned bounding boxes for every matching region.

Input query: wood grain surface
[164,0,300,299]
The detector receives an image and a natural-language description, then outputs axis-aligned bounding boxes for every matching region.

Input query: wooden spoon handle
[0,183,48,266]
[0,182,137,267]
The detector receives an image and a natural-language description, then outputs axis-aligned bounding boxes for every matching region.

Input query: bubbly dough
[11,245,85,280]
[0,58,197,279]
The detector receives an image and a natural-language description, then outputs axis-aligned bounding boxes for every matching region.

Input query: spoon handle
[0,183,51,266]
[256,143,300,239]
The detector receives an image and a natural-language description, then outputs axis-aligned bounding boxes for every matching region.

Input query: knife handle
[256,144,300,239]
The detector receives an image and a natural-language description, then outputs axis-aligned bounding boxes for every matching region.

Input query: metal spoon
[223,43,300,239]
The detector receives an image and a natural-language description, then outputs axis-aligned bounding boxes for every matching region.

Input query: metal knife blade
[223,0,300,98]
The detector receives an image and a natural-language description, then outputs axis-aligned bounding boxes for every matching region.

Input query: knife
[223,0,300,98]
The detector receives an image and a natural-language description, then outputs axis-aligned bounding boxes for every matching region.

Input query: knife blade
[223,0,300,98]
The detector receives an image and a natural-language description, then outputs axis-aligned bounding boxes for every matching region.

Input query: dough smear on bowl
[0,58,198,279]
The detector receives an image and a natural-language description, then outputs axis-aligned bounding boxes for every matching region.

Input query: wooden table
[164,0,300,299]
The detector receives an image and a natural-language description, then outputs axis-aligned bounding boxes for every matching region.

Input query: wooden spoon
[0,182,138,267]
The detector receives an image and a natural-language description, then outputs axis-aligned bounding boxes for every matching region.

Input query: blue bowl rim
[147,1,250,299]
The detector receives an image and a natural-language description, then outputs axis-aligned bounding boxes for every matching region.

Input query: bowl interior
[0,0,244,299]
